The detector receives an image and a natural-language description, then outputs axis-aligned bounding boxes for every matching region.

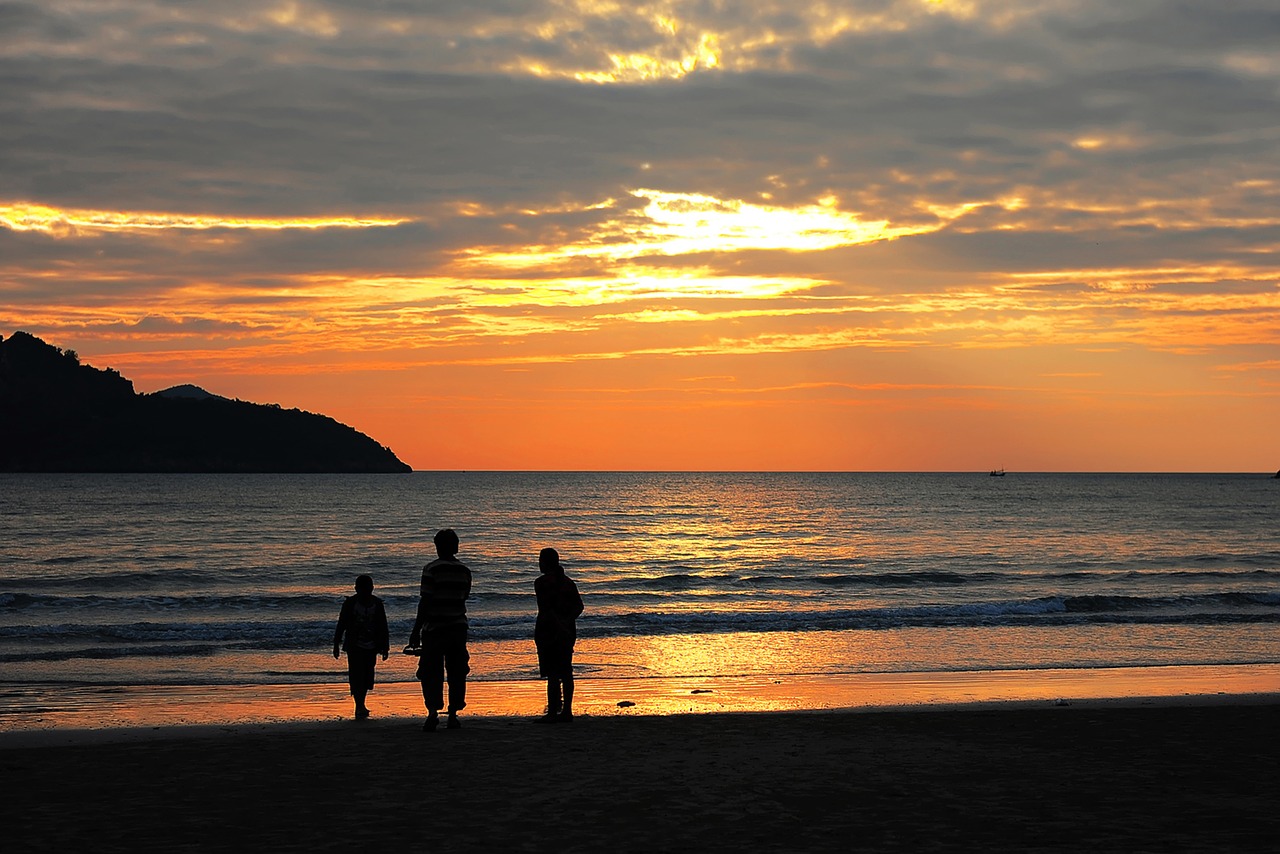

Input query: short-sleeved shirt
[418,557,472,633]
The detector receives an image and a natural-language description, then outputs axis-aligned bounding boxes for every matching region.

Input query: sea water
[1,472,1277,709]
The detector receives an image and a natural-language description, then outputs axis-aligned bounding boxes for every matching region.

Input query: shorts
[347,649,378,694]
[535,635,575,679]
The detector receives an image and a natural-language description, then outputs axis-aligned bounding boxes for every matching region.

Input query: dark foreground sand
[4,702,1277,853]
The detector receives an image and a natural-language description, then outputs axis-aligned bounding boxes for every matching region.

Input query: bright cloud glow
[5,0,1280,471]
[0,203,409,236]
[465,189,941,271]
[501,0,999,82]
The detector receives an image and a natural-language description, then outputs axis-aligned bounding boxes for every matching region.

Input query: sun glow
[464,189,938,270]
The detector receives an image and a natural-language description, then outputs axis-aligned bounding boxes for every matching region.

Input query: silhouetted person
[332,574,390,719]
[535,547,584,723]
[409,528,472,731]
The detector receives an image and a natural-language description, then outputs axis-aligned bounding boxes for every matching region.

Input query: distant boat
[989,468,1006,477]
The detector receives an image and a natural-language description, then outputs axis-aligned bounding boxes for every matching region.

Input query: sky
[2,0,1279,472]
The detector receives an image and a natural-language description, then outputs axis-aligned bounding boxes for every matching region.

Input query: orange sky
[3,1,1278,471]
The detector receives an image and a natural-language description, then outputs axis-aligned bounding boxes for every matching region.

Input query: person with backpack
[534,547,584,723]
[333,574,390,719]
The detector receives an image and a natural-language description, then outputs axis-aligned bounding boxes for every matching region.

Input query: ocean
[2,472,1278,719]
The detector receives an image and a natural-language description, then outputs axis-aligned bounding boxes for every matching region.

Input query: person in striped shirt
[409,528,473,731]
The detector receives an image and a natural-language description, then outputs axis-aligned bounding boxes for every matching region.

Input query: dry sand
[4,700,1277,853]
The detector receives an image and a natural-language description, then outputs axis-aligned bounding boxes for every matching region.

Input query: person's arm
[409,601,424,646]
[409,567,432,647]
[535,577,550,615]
[570,580,584,619]
[376,600,390,660]
[333,598,349,658]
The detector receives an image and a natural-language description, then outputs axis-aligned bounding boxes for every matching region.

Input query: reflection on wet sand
[5,663,1276,740]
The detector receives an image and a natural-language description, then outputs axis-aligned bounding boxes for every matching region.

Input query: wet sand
[5,662,1278,737]
[3,699,1277,852]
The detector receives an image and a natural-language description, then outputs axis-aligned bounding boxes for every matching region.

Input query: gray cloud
[0,0,1274,225]
[2,0,1278,354]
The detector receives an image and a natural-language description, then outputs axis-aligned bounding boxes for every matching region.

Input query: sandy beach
[4,661,1278,736]
[4,695,1277,853]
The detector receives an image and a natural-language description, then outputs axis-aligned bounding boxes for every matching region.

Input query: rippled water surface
[2,472,1277,690]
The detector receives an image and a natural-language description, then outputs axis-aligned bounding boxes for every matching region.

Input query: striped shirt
[416,556,471,632]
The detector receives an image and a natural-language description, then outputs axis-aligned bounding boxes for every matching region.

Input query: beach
[4,472,1277,850]
[3,662,1279,736]
[6,472,1278,728]
[3,697,1277,853]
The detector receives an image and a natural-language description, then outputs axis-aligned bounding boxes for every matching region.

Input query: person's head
[539,547,562,575]
[355,574,374,595]
[434,528,460,559]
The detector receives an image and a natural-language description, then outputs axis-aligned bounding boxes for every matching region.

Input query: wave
[0,591,426,614]
[638,573,705,591]
[0,591,353,612]
[4,568,226,592]
[1062,592,1280,612]
[579,567,1280,596]
[0,643,223,663]
[810,571,987,586]
[2,591,1276,664]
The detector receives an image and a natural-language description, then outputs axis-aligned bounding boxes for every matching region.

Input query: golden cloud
[463,188,940,271]
[0,202,408,237]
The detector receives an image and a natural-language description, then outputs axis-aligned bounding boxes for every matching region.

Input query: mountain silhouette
[0,331,412,473]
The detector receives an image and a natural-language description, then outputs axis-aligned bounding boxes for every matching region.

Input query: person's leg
[348,652,371,717]
[545,678,561,716]
[360,651,378,717]
[347,657,361,715]
[561,672,574,720]
[442,626,469,726]
[536,638,557,719]
[419,684,439,730]
[419,635,444,729]
[555,641,575,720]
[353,680,369,716]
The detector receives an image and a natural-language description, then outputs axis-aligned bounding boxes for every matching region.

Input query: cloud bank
[2,0,1278,469]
